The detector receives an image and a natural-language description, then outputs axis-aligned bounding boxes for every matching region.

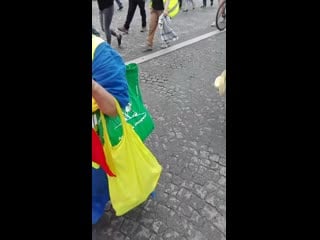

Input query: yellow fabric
[92,35,106,169]
[92,35,105,60]
[164,0,180,18]
[92,162,100,169]
[214,70,226,96]
[92,98,99,113]
[92,35,105,113]
[149,0,180,18]
[100,98,162,216]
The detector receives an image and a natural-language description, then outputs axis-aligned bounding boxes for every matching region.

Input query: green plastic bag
[97,63,155,146]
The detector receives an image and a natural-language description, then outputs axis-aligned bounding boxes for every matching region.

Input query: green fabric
[97,63,155,146]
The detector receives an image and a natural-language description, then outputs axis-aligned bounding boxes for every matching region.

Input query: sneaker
[142,44,153,52]
[118,6,123,11]
[104,202,112,212]
[118,26,128,34]
[150,191,156,199]
[160,43,169,49]
[211,21,215,27]
[200,5,206,8]
[183,9,188,12]
[140,26,147,32]
[117,34,122,47]
[92,27,100,37]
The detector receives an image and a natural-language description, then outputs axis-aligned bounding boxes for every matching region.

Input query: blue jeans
[92,167,110,224]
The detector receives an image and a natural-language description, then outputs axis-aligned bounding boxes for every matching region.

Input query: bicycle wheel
[216,1,226,31]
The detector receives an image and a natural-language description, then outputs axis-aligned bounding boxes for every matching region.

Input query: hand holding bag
[100,63,155,146]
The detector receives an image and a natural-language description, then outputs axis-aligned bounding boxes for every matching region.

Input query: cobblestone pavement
[92,1,226,239]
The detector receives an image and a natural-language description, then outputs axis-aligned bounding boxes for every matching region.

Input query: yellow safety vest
[92,35,105,113]
[92,35,105,169]
[164,0,180,18]
[150,0,180,18]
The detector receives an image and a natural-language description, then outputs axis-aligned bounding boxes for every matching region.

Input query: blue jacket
[92,42,129,109]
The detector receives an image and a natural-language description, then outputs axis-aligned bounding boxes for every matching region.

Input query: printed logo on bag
[114,102,147,130]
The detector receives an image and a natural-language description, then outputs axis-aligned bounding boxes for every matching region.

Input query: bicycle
[216,0,226,31]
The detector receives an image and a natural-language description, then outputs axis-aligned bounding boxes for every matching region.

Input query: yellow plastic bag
[100,98,162,216]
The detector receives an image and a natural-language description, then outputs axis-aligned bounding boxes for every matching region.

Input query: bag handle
[100,97,129,140]
[99,98,130,167]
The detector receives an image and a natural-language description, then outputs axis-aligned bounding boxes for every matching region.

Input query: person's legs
[137,0,147,29]
[183,0,189,11]
[111,29,122,47]
[220,0,226,17]
[99,11,104,32]
[146,9,161,48]
[124,0,138,30]
[217,0,225,19]
[115,0,123,10]
[92,167,110,224]
[111,29,117,37]
[191,0,195,9]
[101,6,115,44]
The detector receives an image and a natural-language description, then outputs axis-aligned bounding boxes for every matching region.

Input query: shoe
[150,191,156,199]
[200,5,206,8]
[104,202,112,212]
[118,26,128,34]
[142,44,153,52]
[160,43,169,49]
[92,29,100,37]
[183,9,188,12]
[118,6,123,11]
[117,34,122,47]
[140,26,147,32]
[211,22,215,27]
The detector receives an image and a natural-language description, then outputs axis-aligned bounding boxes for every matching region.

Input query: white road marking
[126,30,225,65]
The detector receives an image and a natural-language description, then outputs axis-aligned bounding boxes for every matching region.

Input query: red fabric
[92,128,116,177]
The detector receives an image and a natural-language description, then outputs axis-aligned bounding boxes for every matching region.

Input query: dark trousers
[99,5,117,44]
[202,0,213,6]
[124,0,146,29]
[115,0,123,8]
